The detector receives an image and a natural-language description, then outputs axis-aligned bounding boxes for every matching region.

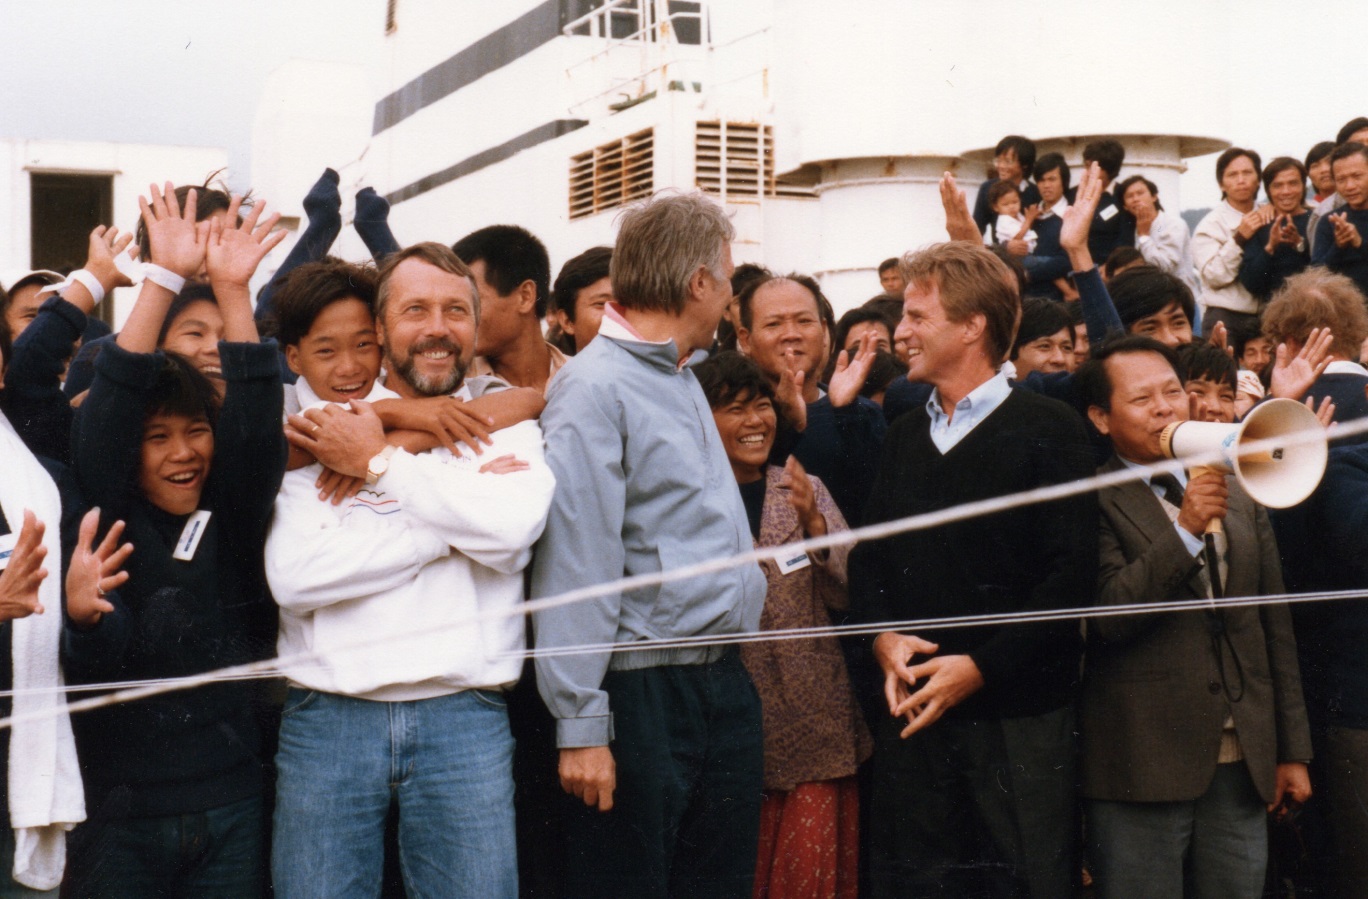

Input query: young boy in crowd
[64,186,287,897]
[270,258,545,503]
[1176,342,1239,423]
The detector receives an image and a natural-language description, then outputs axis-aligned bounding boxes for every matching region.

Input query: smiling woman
[694,351,871,899]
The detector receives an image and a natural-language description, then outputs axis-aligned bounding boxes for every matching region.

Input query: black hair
[1032,152,1071,192]
[1076,335,1179,412]
[1102,246,1146,280]
[986,245,1028,296]
[452,224,551,317]
[833,307,893,357]
[156,284,219,345]
[736,272,829,332]
[1331,141,1368,168]
[1228,317,1266,362]
[1115,174,1163,212]
[731,263,771,297]
[862,295,903,329]
[987,180,1021,208]
[551,246,612,323]
[1337,117,1368,146]
[1082,139,1126,180]
[1108,265,1195,328]
[136,170,241,266]
[1011,298,1074,360]
[694,350,776,410]
[1260,157,1307,202]
[859,350,908,399]
[269,258,379,348]
[1215,147,1263,194]
[148,351,221,426]
[995,135,1037,174]
[877,258,901,275]
[1176,343,1238,392]
[1306,140,1337,171]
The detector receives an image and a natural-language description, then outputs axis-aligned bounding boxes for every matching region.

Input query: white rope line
[0,416,1358,729]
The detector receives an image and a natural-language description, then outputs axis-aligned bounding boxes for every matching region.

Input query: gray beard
[387,344,467,397]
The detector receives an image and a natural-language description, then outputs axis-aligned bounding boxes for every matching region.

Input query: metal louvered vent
[568,128,655,220]
[694,121,816,201]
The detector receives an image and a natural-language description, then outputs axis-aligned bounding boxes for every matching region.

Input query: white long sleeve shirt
[1136,210,1199,296]
[265,377,555,701]
[1192,201,1259,316]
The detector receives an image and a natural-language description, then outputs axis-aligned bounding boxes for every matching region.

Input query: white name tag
[0,533,16,572]
[173,510,212,561]
[776,548,811,576]
[1099,204,1118,221]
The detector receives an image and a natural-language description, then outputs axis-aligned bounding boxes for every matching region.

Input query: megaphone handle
[1190,465,1225,537]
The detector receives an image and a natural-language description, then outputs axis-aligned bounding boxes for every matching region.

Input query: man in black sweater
[851,241,1097,898]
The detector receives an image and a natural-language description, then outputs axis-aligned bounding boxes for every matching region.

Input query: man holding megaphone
[1074,335,1314,899]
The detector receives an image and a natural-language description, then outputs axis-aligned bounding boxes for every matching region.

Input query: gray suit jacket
[1080,455,1312,804]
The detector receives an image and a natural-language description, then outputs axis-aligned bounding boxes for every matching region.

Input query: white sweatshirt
[265,377,555,701]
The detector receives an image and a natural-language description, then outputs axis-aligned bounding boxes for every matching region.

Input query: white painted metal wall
[0,138,228,328]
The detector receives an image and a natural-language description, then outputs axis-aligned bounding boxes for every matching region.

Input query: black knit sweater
[850,388,1098,719]
[64,340,285,817]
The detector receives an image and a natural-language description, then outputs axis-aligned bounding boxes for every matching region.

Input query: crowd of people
[3,117,1368,899]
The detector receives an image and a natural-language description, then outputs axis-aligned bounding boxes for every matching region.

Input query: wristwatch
[365,445,399,486]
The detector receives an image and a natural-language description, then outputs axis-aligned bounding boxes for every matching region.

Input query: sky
[0,0,378,193]
[3,0,1367,213]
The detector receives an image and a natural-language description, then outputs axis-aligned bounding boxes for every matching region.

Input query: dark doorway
[30,172,115,323]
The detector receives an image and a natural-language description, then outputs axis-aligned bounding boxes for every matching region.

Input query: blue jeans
[271,688,517,899]
[67,794,265,898]
[1086,762,1267,899]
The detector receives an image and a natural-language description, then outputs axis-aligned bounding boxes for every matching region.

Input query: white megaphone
[1158,398,1329,522]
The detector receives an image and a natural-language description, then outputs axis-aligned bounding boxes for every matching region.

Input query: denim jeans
[67,794,265,899]
[271,688,517,899]
[1086,761,1267,899]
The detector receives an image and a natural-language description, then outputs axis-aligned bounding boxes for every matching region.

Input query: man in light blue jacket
[532,191,766,898]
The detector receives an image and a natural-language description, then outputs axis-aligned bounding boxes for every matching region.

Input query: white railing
[562,0,712,118]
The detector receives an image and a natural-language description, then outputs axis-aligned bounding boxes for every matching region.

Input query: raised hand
[205,195,287,291]
[826,330,877,408]
[1266,214,1301,253]
[65,509,133,628]
[1306,394,1336,429]
[772,355,808,432]
[0,511,47,621]
[1270,326,1335,400]
[1134,202,1157,237]
[139,182,209,278]
[779,455,825,537]
[1237,205,1275,242]
[84,226,137,292]
[1060,162,1103,269]
[1331,212,1362,249]
[939,172,980,243]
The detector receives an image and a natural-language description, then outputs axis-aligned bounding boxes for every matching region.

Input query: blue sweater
[1238,211,1311,302]
[65,340,286,817]
[1312,206,1368,299]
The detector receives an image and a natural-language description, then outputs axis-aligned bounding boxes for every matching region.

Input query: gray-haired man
[531,192,766,898]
